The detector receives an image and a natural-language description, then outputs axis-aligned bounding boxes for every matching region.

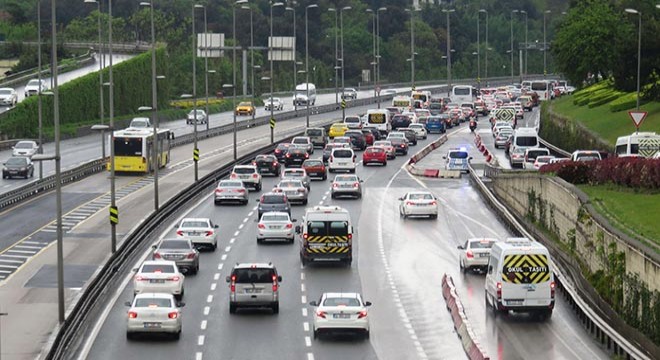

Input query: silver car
[330,174,363,199]
[226,262,282,314]
[281,168,310,190]
[24,79,48,97]
[125,293,184,340]
[214,179,248,205]
[12,140,39,158]
[291,136,314,154]
[0,88,17,107]
[152,238,199,274]
[129,117,152,129]
[265,97,284,111]
[133,260,185,299]
[256,212,296,244]
[186,109,208,124]
[273,179,308,205]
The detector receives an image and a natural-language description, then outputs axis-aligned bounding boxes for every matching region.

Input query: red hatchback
[361,129,375,146]
[302,159,327,180]
[362,146,388,166]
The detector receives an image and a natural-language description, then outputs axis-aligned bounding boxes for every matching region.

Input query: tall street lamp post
[340,6,351,120]
[479,9,488,84]
[442,8,455,95]
[108,0,117,252]
[625,8,642,110]
[376,7,386,108]
[543,10,551,78]
[405,8,420,90]
[521,10,528,80]
[198,4,209,131]
[270,2,285,144]
[305,4,318,128]
[231,0,247,159]
[476,8,481,88]
[36,0,44,179]
[366,8,376,98]
[328,8,339,104]
[85,0,104,159]
[241,5,255,127]
[510,9,519,84]
[286,4,297,113]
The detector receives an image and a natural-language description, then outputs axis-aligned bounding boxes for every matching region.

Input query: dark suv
[253,154,281,176]
[284,147,310,167]
[257,192,291,218]
[274,143,292,163]
[391,115,411,130]
[344,130,367,151]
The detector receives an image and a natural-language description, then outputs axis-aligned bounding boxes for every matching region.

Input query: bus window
[453,87,471,96]
[368,113,386,124]
[531,82,548,91]
[115,138,143,156]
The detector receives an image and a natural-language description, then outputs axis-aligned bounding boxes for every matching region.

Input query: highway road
[80,110,609,360]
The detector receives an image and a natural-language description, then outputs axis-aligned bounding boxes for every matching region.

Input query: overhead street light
[270,2,284,144]
[443,9,456,95]
[543,10,551,78]
[376,7,386,108]
[625,8,642,110]
[479,9,489,84]
[510,9,519,84]
[305,4,318,128]
[328,8,339,104]
[240,5,255,127]
[340,6,351,120]
[85,0,105,159]
[36,0,44,179]
[520,10,528,81]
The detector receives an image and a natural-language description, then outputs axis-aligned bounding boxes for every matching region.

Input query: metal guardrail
[0,52,95,89]
[539,137,571,157]
[467,164,653,360]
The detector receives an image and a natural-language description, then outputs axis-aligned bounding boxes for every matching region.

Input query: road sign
[193,148,200,162]
[270,117,276,129]
[109,206,118,225]
[494,108,515,123]
[628,110,648,128]
[341,100,346,109]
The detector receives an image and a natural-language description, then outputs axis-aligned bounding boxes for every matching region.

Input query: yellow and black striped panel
[305,236,349,243]
[306,247,350,254]
[501,254,550,284]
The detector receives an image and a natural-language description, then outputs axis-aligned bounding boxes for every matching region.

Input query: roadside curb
[442,274,490,360]
[405,134,462,178]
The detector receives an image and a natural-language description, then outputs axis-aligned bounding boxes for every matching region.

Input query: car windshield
[0,89,12,95]
[134,298,172,308]
[374,141,391,147]
[306,129,322,136]
[180,221,209,228]
[131,120,148,127]
[233,268,275,283]
[304,160,322,167]
[527,150,548,159]
[233,167,256,174]
[276,144,290,150]
[336,175,358,182]
[293,138,308,144]
[409,193,433,200]
[262,214,289,222]
[255,155,273,161]
[469,240,495,249]
[189,110,204,115]
[323,297,360,307]
[238,102,252,107]
[366,147,384,153]
[449,151,468,159]
[220,180,243,188]
[6,157,27,165]
[141,264,176,273]
[15,142,34,149]
[284,170,304,177]
[160,240,191,250]
[333,150,352,158]
[279,180,303,188]
[27,80,40,86]
[261,195,286,204]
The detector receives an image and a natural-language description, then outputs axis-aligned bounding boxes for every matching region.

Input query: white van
[615,132,660,158]
[512,127,539,150]
[366,109,391,135]
[392,95,412,109]
[484,238,555,320]
[293,83,316,106]
[450,85,474,104]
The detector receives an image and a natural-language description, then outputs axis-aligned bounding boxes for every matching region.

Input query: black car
[274,143,292,163]
[253,154,281,176]
[362,126,381,141]
[389,137,408,155]
[284,147,310,167]
[391,115,412,130]
[344,130,367,151]
[428,102,443,116]
[257,193,291,219]
[398,128,418,146]
[3,156,34,179]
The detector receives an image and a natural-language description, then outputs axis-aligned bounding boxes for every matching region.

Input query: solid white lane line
[13,245,42,250]
[22,241,47,245]
[0,264,18,269]
[201,320,207,330]
[0,259,23,264]
[0,254,29,258]
[7,250,36,254]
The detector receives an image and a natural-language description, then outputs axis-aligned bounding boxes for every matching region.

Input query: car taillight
[305,153,309,158]
[496,282,502,300]
[205,231,213,236]
[316,311,326,319]
[230,173,237,179]
[430,201,437,206]
[128,311,138,319]
[134,275,145,282]
[258,223,266,229]
[273,161,278,166]
[272,274,278,292]
[406,201,414,206]
[285,223,293,229]
[168,312,179,319]
[176,230,183,236]
[275,149,281,154]
[273,188,282,193]
[332,183,339,188]
[237,189,245,193]
[303,233,308,239]
[298,188,306,193]
[353,182,359,188]
[230,275,236,292]
[186,252,196,259]
[466,250,474,259]
[400,144,405,148]
[215,189,223,193]
[153,253,162,259]
[550,281,556,299]
[357,310,368,319]
[286,153,291,158]
[347,234,352,240]
[252,173,259,178]
[169,276,181,282]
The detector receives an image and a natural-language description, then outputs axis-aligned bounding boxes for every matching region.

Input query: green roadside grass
[578,185,660,250]
[552,96,660,145]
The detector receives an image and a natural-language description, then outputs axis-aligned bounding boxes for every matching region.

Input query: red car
[362,146,388,166]
[361,129,375,146]
[302,159,327,180]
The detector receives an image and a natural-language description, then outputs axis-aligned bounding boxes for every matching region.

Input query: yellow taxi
[328,123,349,138]
[235,101,256,116]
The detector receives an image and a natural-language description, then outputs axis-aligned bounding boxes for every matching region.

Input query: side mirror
[457,245,464,250]
[177,302,186,307]
[225,276,231,283]
[255,199,260,202]
[132,268,138,272]
[292,219,298,223]
[398,197,404,201]
[309,301,318,306]
[295,225,301,234]
[442,156,447,159]
[469,157,473,161]
[360,180,364,183]
[365,301,372,307]
[124,301,132,307]
[214,224,219,228]
[151,244,157,249]
[277,275,282,282]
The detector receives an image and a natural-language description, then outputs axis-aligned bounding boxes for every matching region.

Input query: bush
[541,158,660,190]
[609,92,639,112]
[588,91,622,108]
[541,161,592,184]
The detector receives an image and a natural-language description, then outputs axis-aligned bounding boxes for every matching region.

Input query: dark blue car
[426,115,447,134]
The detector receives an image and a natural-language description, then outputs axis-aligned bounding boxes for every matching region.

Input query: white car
[408,123,428,140]
[230,165,262,191]
[328,148,356,173]
[265,97,284,111]
[176,218,219,250]
[186,109,208,124]
[398,191,439,219]
[343,116,362,129]
[386,131,407,141]
[0,87,18,107]
[256,211,296,244]
[24,79,48,97]
[533,155,555,170]
[400,111,418,123]
[133,260,185,299]
[280,168,311,189]
[125,293,184,340]
[291,136,314,154]
[309,292,372,339]
[129,117,151,129]
[457,238,498,273]
[12,140,39,157]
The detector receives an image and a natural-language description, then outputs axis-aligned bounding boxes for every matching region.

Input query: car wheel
[430,214,437,220]
[257,238,263,244]
[194,263,199,274]
[229,303,237,314]
[256,183,262,191]
[212,242,217,251]
[272,302,279,314]
[300,253,308,267]
[126,332,134,340]
[357,193,362,199]
[383,161,387,166]
[313,329,319,339]
[331,193,336,199]
[173,331,181,340]
[364,330,370,340]
[303,199,308,205]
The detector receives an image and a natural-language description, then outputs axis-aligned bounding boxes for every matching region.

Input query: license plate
[245,288,262,294]
[479,253,489,258]
[188,232,200,236]
[333,314,351,319]
[270,225,282,229]
[338,162,347,166]
[507,300,523,306]
[260,167,270,171]
[143,322,161,328]
[150,279,165,284]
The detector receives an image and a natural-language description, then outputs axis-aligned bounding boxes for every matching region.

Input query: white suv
[328,148,356,173]
[230,165,262,191]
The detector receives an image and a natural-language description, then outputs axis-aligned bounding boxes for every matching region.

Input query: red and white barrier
[441,274,490,360]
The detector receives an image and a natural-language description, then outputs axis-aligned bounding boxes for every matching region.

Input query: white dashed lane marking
[201,320,207,330]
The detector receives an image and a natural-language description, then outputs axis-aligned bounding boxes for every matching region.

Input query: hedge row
[588,91,623,108]
[608,92,639,112]
[540,157,660,190]
[0,48,170,139]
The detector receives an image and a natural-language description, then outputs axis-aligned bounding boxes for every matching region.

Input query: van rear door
[501,253,552,306]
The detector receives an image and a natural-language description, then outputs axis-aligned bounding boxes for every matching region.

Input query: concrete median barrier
[404,134,466,179]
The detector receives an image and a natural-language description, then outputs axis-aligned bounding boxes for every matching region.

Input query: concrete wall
[492,173,660,293]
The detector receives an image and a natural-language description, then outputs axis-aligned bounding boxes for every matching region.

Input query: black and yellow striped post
[269,117,276,129]
[193,148,200,162]
[341,99,346,120]
[109,206,118,225]
[341,99,346,109]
